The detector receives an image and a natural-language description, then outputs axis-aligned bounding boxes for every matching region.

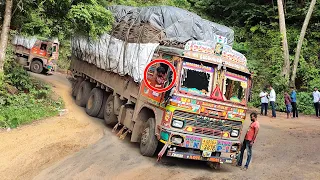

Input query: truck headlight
[231,146,238,152]
[230,129,239,137]
[171,120,184,128]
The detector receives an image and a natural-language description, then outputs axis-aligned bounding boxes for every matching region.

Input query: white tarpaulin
[72,34,159,82]
[11,35,37,49]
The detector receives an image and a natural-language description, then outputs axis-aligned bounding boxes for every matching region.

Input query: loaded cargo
[70,5,252,169]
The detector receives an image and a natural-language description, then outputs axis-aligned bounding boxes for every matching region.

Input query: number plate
[200,139,217,151]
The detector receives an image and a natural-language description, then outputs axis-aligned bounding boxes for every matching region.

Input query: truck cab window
[40,44,47,50]
[180,59,214,97]
[224,77,247,103]
[53,46,57,52]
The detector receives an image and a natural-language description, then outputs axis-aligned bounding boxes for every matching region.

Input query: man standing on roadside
[312,87,320,117]
[259,89,268,116]
[290,87,298,118]
[268,85,276,118]
[237,112,259,170]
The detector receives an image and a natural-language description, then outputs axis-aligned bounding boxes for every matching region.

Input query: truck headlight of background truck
[171,119,184,128]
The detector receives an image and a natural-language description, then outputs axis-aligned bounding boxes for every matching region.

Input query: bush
[296,91,314,115]
[0,44,64,129]
[56,41,71,70]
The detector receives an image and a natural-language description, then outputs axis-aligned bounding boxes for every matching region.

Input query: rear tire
[140,118,158,157]
[30,60,43,74]
[76,81,93,107]
[72,77,84,97]
[97,93,108,119]
[103,95,118,126]
[86,88,104,117]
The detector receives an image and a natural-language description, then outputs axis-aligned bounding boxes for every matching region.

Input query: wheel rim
[87,95,94,109]
[106,100,113,116]
[33,64,40,71]
[141,127,149,145]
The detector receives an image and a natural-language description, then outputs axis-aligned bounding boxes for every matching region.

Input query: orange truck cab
[12,35,59,74]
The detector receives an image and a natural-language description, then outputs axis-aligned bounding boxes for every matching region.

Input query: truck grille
[173,111,242,137]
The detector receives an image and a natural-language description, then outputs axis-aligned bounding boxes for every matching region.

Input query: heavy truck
[70,5,252,169]
[11,35,59,73]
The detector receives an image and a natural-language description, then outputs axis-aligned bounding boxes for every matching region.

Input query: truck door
[52,43,59,60]
[140,61,163,105]
[39,43,48,57]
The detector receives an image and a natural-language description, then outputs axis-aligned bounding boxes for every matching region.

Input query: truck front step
[119,129,131,140]
[116,126,126,137]
[112,122,121,133]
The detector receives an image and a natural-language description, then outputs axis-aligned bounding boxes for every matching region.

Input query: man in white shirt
[268,85,276,118]
[259,89,268,116]
[312,87,320,117]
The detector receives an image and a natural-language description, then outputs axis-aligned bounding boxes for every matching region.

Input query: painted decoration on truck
[216,140,232,153]
[185,136,201,149]
[182,62,214,73]
[183,37,248,73]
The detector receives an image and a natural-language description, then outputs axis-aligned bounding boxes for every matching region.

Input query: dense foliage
[1,0,319,115]
[106,0,320,114]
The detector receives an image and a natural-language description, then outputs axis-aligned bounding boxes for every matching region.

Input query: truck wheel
[97,93,108,119]
[207,162,221,170]
[140,118,158,157]
[103,95,118,125]
[30,60,43,74]
[72,77,84,97]
[76,81,93,107]
[86,88,104,117]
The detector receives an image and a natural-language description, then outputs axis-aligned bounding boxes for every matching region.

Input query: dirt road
[1,73,320,180]
[34,112,320,180]
[0,73,106,180]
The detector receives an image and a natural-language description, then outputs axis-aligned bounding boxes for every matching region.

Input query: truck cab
[12,35,59,74]
[140,41,251,167]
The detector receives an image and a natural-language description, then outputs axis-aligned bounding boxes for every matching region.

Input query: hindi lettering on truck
[70,5,252,169]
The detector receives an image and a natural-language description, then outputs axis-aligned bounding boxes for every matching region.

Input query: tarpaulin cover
[71,34,159,82]
[12,35,37,49]
[72,5,235,82]
[107,5,234,46]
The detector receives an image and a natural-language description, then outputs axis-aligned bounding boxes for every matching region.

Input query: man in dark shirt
[290,87,298,118]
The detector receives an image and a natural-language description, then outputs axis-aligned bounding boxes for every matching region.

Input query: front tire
[30,60,43,74]
[86,88,104,117]
[140,118,158,157]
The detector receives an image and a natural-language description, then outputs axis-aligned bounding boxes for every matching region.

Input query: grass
[0,77,64,128]
[0,80,64,129]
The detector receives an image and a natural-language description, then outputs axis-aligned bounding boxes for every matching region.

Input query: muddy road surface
[0,73,106,180]
[34,75,320,180]
[1,73,320,180]
[34,112,320,180]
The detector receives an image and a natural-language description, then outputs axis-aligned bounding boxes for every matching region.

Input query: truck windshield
[180,58,214,97]
[224,72,248,103]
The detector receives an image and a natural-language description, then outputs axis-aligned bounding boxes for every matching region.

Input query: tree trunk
[277,0,290,82]
[290,0,317,87]
[0,0,13,72]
